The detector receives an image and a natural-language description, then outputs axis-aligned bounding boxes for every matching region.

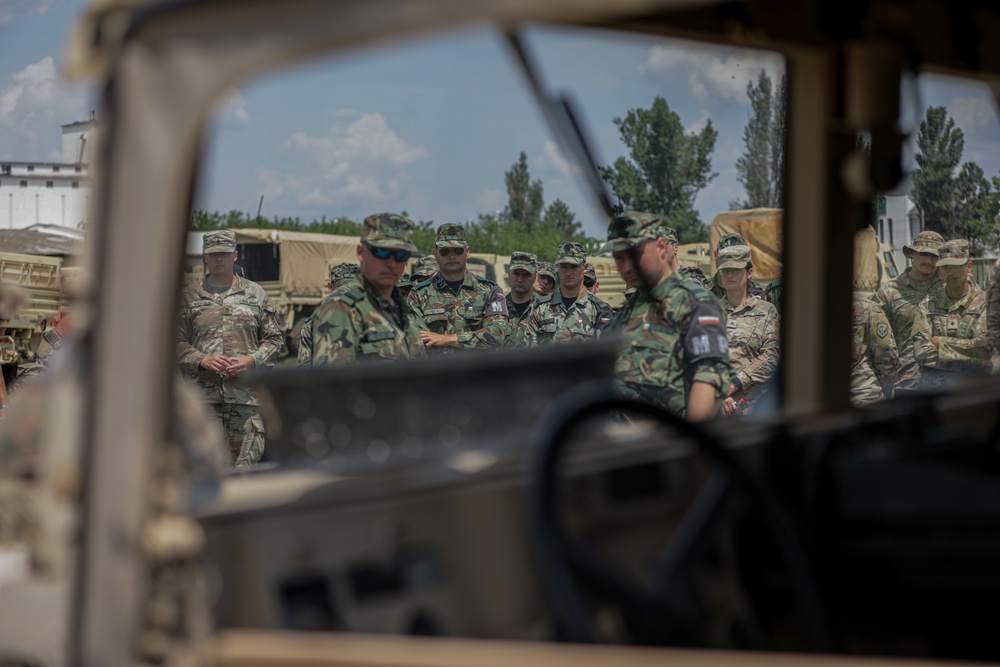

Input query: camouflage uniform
[870,231,944,393]
[913,240,991,389]
[710,233,765,300]
[504,251,539,349]
[408,223,509,351]
[984,257,1000,370]
[526,242,614,345]
[311,214,424,364]
[851,297,899,406]
[602,212,731,418]
[763,279,783,311]
[717,246,779,413]
[536,262,558,295]
[298,262,359,366]
[177,230,284,468]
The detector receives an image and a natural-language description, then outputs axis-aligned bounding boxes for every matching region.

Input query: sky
[4,1,1000,240]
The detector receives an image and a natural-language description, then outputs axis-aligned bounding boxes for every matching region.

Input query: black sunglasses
[438,247,466,257]
[366,244,411,262]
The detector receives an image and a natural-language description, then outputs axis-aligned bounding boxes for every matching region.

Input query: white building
[0,118,96,230]
[876,172,920,271]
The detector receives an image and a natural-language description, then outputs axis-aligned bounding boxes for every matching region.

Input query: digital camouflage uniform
[177,230,284,468]
[717,245,780,414]
[526,242,614,345]
[870,230,945,393]
[710,233,766,301]
[602,212,731,418]
[505,251,539,349]
[298,262,359,366]
[408,223,509,351]
[913,240,991,390]
[850,297,898,407]
[311,214,424,364]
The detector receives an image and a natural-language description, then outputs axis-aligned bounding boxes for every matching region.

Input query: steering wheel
[530,387,831,650]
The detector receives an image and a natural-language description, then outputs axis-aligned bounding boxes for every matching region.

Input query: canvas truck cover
[708,208,783,280]
[232,228,359,299]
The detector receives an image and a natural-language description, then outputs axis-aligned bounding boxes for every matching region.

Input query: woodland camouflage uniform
[913,240,991,389]
[850,297,898,407]
[177,230,283,468]
[526,242,613,345]
[408,223,509,352]
[297,262,359,366]
[717,245,780,413]
[310,214,424,364]
[602,212,731,418]
[870,230,945,393]
[504,251,539,349]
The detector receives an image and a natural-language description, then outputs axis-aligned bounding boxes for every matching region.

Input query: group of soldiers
[174,216,1000,469]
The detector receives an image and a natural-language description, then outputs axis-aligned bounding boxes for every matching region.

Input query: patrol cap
[509,251,537,273]
[717,233,747,253]
[935,239,971,266]
[537,262,557,280]
[660,226,679,244]
[904,230,945,256]
[362,213,418,252]
[599,211,662,253]
[717,244,752,270]
[203,230,236,254]
[583,265,597,286]
[411,256,439,280]
[435,223,468,248]
[329,262,359,286]
[396,273,412,289]
[556,242,587,266]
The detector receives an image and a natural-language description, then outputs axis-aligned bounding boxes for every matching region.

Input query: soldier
[177,230,284,469]
[871,230,945,395]
[851,297,898,406]
[763,279,783,311]
[396,273,414,300]
[986,258,1000,371]
[535,262,557,296]
[505,251,538,348]
[408,223,509,352]
[411,256,439,283]
[310,213,424,364]
[297,262,359,366]
[913,239,991,389]
[603,211,731,421]
[711,233,766,300]
[526,242,614,345]
[583,265,599,295]
[716,245,780,416]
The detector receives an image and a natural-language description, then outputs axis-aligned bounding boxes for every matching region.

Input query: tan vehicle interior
[6,0,1000,666]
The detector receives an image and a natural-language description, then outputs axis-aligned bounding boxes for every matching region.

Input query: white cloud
[538,140,581,178]
[639,43,784,103]
[0,56,89,161]
[0,0,57,26]
[264,112,428,206]
[686,109,711,134]
[477,188,504,211]
[218,89,250,126]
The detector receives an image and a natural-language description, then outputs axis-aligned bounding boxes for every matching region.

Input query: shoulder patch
[876,322,889,338]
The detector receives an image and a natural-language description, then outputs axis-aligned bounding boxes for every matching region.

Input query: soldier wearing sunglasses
[408,223,509,351]
[309,213,425,364]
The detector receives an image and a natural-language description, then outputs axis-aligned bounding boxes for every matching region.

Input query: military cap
[329,262,360,286]
[411,256,439,280]
[583,265,597,286]
[556,242,587,266]
[904,230,945,256]
[659,226,679,244]
[935,239,971,266]
[537,262,557,280]
[509,251,537,273]
[717,244,752,270]
[361,213,418,252]
[396,273,412,288]
[717,233,748,252]
[203,229,236,254]
[600,211,663,253]
[435,223,468,248]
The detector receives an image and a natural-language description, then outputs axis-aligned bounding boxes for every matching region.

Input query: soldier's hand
[420,331,460,348]
[930,336,941,348]
[200,354,231,374]
[722,397,740,417]
[226,355,255,376]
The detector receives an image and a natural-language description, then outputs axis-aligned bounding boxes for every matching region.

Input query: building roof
[0,229,84,256]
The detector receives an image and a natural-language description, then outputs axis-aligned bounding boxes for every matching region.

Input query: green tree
[912,106,965,236]
[731,70,786,209]
[599,96,718,243]
[542,198,581,240]
[953,162,1000,255]
[503,151,544,230]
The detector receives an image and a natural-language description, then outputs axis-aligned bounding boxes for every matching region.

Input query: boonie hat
[904,230,945,256]
[556,242,587,267]
[599,211,662,254]
[362,213,418,252]
[717,244,752,270]
[509,251,537,273]
[204,230,236,254]
[435,223,468,248]
[936,239,971,267]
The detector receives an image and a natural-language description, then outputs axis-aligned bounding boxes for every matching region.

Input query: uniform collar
[432,270,476,291]
[199,274,246,298]
[646,271,682,302]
